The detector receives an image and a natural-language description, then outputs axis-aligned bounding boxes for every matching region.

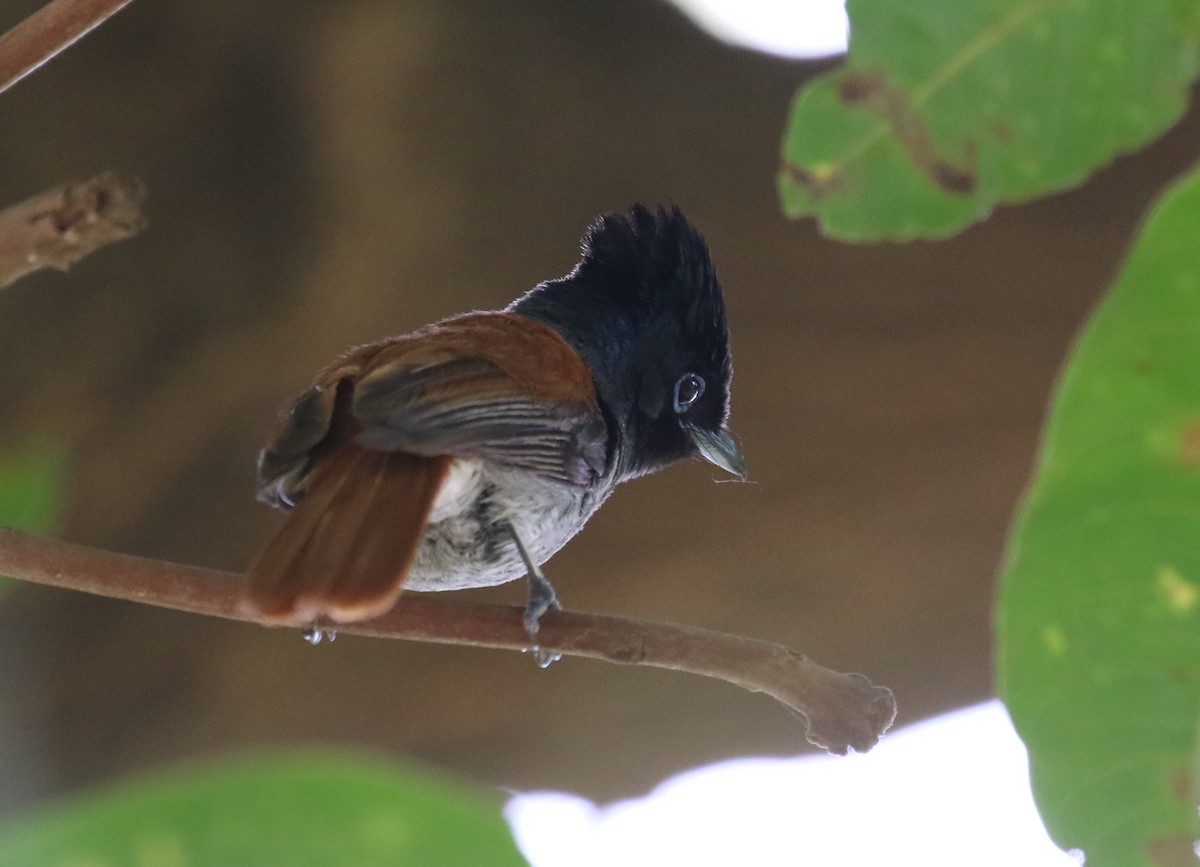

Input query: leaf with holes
[0,753,529,866]
[997,167,1200,864]
[779,0,1200,240]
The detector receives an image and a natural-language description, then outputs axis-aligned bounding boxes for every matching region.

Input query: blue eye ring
[673,373,705,414]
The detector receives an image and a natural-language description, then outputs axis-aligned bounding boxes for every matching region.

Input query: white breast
[403,458,613,593]
[427,458,485,523]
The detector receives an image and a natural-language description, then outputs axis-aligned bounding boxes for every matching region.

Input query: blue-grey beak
[685,424,747,479]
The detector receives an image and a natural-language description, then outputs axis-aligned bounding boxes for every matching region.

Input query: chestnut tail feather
[245,445,450,624]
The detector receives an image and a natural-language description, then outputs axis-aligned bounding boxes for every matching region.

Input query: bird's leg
[506,524,562,667]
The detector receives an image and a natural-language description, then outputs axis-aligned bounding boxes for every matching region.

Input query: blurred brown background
[0,0,1197,813]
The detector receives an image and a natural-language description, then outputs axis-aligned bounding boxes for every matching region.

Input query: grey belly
[404,459,611,592]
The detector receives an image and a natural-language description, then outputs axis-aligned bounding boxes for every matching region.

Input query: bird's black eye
[673,373,705,414]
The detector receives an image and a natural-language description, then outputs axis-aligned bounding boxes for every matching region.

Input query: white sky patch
[506,700,1080,867]
[666,0,849,59]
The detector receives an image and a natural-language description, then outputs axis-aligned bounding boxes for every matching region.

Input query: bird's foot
[524,571,563,668]
[508,523,563,668]
[302,623,337,645]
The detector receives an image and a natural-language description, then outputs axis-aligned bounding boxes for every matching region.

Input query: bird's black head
[511,204,744,481]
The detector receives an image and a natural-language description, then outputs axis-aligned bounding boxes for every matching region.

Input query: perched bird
[244,204,744,639]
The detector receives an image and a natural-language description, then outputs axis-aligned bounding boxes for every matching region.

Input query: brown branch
[0,172,146,290]
[0,528,897,754]
[0,0,134,95]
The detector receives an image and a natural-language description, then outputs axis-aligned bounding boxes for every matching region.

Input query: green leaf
[779,0,1200,240]
[0,752,529,867]
[0,443,65,533]
[0,442,67,599]
[997,166,1200,864]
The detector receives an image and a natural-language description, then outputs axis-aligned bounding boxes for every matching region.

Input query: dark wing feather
[256,384,339,508]
[255,313,610,508]
[354,370,605,483]
[348,318,609,485]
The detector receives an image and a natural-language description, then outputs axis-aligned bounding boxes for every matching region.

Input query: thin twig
[0,172,146,290]
[0,0,134,95]
[0,528,896,754]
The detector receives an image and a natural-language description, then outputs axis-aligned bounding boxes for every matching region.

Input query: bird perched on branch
[244,204,744,644]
